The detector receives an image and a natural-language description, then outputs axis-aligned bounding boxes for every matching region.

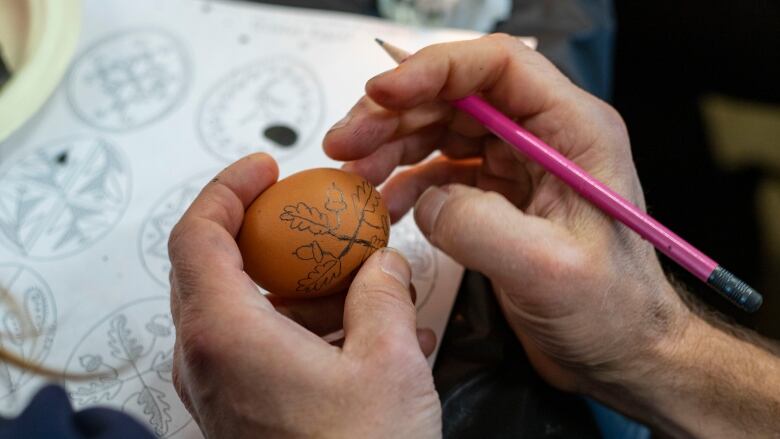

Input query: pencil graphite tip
[374,38,385,46]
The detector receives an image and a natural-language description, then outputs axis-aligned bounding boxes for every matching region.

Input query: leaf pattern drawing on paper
[109,315,144,362]
[281,180,388,294]
[64,298,190,437]
[0,137,131,259]
[0,264,57,400]
[131,387,173,437]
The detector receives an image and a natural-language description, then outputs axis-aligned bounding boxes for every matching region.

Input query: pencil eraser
[707,266,763,313]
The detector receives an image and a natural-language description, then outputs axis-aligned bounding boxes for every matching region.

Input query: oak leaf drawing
[70,376,123,404]
[108,315,143,362]
[280,202,331,234]
[297,257,341,293]
[134,386,172,437]
[351,180,379,213]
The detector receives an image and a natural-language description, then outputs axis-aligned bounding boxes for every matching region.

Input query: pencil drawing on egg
[0,137,131,259]
[0,264,56,401]
[66,28,190,132]
[63,297,191,438]
[198,57,325,162]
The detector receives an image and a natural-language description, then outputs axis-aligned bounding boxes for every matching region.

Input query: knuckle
[167,220,196,265]
[167,222,186,259]
[428,189,485,246]
[486,33,528,54]
[169,258,202,296]
[372,330,419,361]
[599,102,628,136]
[538,240,593,287]
[415,42,447,60]
[173,299,223,372]
[176,320,219,372]
[486,32,513,43]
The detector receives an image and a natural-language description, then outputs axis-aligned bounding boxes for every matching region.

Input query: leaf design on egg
[297,257,341,292]
[285,179,390,294]
[280,202,331,234]
[351,180,379,214]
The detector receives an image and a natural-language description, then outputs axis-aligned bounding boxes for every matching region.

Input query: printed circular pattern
[0,137,131,259]
[139,173,210,287]
[0,264,56,399]
[389,215,438,310]
[64,297,190,438]
[199,57,325,162]
[67,29,189,131]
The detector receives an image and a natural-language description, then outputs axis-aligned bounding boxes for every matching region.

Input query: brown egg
[238,168,390,298]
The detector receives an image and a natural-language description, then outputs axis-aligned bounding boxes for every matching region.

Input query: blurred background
[612,0,779,336]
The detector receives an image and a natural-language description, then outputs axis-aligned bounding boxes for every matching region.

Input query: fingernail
[328,113,352,132]
[380,247,411,288]
[414,186,449,238]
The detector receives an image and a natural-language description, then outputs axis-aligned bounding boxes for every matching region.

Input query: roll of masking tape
[0,0,81,143]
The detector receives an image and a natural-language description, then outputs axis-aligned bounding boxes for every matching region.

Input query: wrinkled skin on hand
[169,155,440,438]
[323,34,689,393]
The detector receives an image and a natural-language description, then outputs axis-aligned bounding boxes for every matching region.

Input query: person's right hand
[323,34,691,395]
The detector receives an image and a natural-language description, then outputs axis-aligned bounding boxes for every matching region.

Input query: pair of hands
[168,34,690,438]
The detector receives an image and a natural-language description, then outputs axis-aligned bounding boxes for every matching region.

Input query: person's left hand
[168,154,441,439]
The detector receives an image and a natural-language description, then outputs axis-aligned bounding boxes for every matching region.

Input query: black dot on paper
[55,151,69,165]
[263,124,298,148]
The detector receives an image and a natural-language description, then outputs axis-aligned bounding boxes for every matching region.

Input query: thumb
[342,248,421,359]
[413,184,563,285]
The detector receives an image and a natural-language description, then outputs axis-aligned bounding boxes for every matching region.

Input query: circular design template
[64,297,190,438]
[0,264,57,399]
[139,173,210,287]
[67,29,189,131]
[0,137,131,259]
[199,57,325,162]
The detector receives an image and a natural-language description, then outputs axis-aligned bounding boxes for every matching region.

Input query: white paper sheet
[0,1,536,436]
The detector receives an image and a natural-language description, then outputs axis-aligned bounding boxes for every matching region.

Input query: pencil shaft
[375,39,762,312]
[454,96,717,279]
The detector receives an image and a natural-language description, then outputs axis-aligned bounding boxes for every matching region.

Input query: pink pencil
[376,38,762,312]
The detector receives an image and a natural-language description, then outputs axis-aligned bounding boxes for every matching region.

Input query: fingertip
[253,152,280,184]
[416,328,437,357]
[240,152,279,176]
[413,186,450,238]
[366,61,439,110]
[340,160,380,186]
[211,152,279,207]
